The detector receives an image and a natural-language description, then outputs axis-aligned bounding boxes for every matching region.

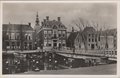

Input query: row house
[67,27,98,50]
[67,27,117,50]
[97,29,117,50]
[35,15,67,51]
[2,23,34,51]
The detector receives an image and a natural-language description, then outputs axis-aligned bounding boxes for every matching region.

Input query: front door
[53,43,57,47]
[53,40,57,48]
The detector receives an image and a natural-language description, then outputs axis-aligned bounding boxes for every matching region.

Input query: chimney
[28,22,31,26]
[58,17,61,21]
[44,19,46,22]
[46,16,49,21]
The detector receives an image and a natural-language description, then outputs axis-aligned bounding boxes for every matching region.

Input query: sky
[3,3,117,31]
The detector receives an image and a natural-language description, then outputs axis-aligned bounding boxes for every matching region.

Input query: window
[25,34,28,40]
[11,33,15,39]
[44,30,47,34]
[59,34,61,37]
[58,31,61,34]
[29,42,32,50]
[96,44,97,46]
[48,30,52,34]
[95,38,97,42]
[6,42,9,46]
[62,31,66,34]
[48,31,52,38]
[54,34,57,38]
[59,43,61,47]
[89,44,90,46]
[92,39,94,42]
[62,34,65,37]
[6,33,9,39]
[24,42,27,50]
[98,36,100,41]
[15,33,20,40]
[89,38,90,42]
[48,44,51,46]
[53,30,57,34]
[48,34,51,38]
[79,45,81,48]
[29,36,31,40]
[44,34,47,38]
[12,42,15,50]
[62,44,65,46]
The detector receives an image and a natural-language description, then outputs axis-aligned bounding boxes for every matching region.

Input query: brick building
[67,26,117,50]
[2,23,34,51]
[67,27,98,50]
[35,15,67,51]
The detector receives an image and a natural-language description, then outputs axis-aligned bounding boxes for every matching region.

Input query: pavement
[18,64,116,75]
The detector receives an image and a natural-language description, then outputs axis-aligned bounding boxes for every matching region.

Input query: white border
[0,1,119,78]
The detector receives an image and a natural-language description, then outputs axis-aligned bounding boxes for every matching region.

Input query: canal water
[2,52,116,74]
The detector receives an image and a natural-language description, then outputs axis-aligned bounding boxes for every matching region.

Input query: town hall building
[34,14,67,51]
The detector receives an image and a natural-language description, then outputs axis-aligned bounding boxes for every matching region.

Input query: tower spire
[35,12,39,26]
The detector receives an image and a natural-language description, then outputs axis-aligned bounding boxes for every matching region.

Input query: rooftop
[3,23,33,31]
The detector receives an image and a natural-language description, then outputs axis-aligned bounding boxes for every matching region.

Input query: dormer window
[53,25,57,29]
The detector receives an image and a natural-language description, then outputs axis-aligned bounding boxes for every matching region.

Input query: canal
[2,51,117,74]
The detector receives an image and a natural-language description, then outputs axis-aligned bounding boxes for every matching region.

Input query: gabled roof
[83,27,96,33]
[42,20,67,29]
[67,32,79,43]
[3,24,33,31]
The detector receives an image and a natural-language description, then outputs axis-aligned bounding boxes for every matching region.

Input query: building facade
[35,16,67,51]
[82,27,98,50]
[97,29,117,50]
[67,27,98,50]
[67,26,117,51]
[66,27,84,50]
[2,23,34,51]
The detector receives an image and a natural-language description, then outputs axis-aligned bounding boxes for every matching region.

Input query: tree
[72,17,90,51]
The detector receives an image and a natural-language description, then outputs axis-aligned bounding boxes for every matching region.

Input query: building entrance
[53,40,57,47]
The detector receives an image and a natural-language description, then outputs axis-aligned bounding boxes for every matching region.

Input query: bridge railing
[55,48,117,58]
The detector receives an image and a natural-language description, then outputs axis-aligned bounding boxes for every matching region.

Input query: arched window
[24,42,27,50]
[25,34,28,40]
[6,33,9,39]
[11,33,15,39]
[29,35,31,40]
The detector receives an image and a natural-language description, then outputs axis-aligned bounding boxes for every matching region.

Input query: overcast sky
[3,3,117,31]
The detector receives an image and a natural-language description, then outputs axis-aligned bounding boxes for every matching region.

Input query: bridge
[53,49,117,61]
[3,49,117,61]
[2,49,117,74]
